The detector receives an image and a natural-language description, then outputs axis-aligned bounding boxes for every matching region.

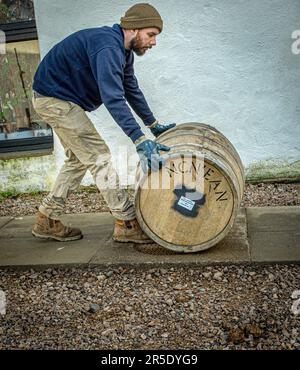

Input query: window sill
[0,148,53,160]
[0,136,53,159]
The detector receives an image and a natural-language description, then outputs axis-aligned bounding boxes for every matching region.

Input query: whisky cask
[134,122,245,253]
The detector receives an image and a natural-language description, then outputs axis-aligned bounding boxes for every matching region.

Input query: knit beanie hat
[120,3,163,33]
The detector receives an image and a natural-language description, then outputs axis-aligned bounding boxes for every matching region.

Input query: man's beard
[129,34,151,56]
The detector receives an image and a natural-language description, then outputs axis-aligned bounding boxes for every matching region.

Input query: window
[0,1,53,159]
[0,0,35,24]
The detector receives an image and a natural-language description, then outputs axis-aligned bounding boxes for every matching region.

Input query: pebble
[97,274,106,281]
[103,321,110,328]
[175,295,190,303]
[101,329,115,336]
[166,299,173,306]
[213,272,223,281]
[88,304,100,313]
[268,274,275,281]
[174,284,185,290]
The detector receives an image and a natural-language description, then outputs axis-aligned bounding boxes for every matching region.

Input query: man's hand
[135,137,170,173]
[149,121,176,138]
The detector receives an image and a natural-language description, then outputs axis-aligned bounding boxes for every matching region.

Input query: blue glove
[150,121,176,138]
[136,139,170,173]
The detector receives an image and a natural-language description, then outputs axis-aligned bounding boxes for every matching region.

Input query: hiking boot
[112,218,154,244]
[32,211,83,241]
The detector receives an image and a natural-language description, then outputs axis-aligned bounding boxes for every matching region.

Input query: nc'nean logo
[173,185,206,218]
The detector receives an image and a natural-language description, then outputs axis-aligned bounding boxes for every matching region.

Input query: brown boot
[112,218,154,244]
[32,211,83,242]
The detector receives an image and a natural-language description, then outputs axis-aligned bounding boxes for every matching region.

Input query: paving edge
[0,217,14,230]
[1,260,300,272]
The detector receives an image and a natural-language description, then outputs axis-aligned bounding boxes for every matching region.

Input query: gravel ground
[0,265,299,350]
[0,183,299,218]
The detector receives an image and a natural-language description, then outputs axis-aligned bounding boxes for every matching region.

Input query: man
[31,3,175,243]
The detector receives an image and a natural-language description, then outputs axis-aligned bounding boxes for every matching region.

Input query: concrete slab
[0,209,249,269]
[1,206,299,269]
[0,213,111,268]
[89,208,250,267]
[247,207,300,263]
[0,216,14,230]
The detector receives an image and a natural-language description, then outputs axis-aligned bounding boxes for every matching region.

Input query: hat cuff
[120,18,163,32]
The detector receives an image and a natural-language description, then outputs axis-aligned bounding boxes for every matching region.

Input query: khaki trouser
[32,95,135,221]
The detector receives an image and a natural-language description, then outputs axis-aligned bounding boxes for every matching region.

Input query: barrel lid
[135,154,237,253]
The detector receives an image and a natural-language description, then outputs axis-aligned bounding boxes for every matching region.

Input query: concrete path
[0,207,299,269]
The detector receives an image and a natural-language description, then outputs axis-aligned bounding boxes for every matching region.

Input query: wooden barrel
[134,122,245,253]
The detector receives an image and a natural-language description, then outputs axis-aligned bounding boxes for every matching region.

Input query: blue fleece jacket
[33,24,156,142]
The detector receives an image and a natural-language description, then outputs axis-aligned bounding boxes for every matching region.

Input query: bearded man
[31,3,176,243]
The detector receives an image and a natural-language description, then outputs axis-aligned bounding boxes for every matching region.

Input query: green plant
[0,189,18,201]
[0,4,12,21]
[0,189,46,202]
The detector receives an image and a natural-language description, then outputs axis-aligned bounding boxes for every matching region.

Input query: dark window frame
[1,20,37,42]
[0,19,53,159]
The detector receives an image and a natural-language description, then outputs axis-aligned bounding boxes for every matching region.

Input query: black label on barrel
[172,185,206,218]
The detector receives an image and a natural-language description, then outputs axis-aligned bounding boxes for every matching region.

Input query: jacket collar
[113,23,131,56]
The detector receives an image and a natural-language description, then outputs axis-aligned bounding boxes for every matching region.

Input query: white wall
[32,0,300,186]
